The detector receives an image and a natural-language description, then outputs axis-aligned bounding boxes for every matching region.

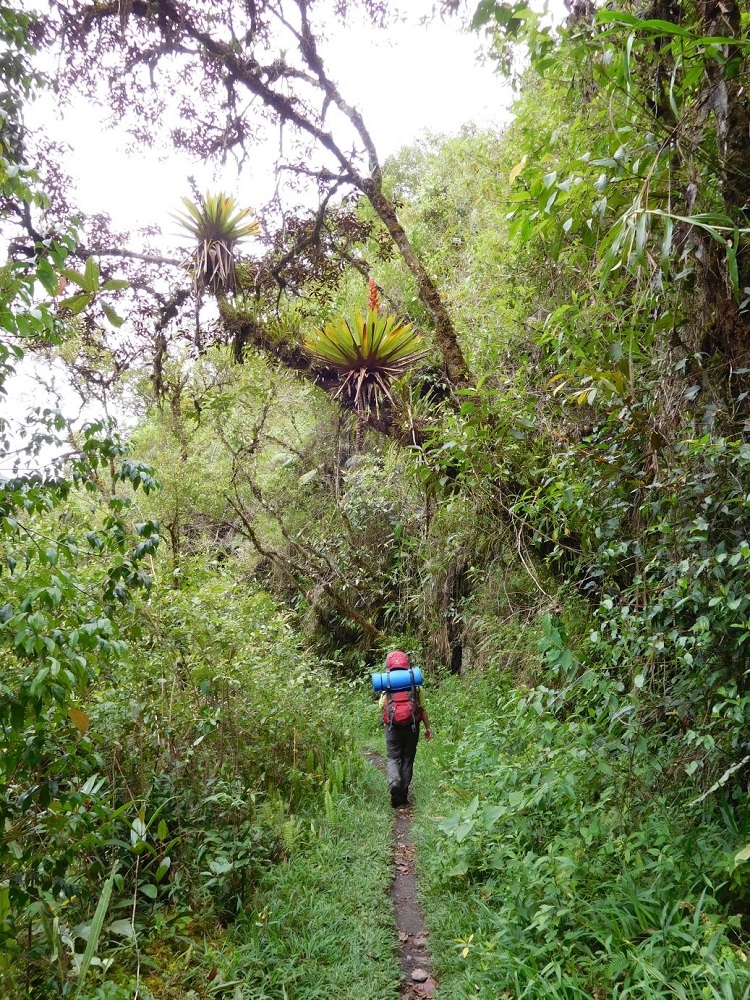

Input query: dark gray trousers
[385,723,420,797]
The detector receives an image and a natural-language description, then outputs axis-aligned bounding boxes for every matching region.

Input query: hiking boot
[390,788,402,808]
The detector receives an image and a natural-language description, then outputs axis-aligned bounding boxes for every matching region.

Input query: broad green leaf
[130,816,147,845]
[60,292,92,315]
[482,805,506,828]
[60,266,88,289]
[154,857,171,882]
[453,819,475,843]
[36,258,59,295]
[438,811,464,834]
[208,858,233,875]
[108,919,135,939]
[102,304,124,327]
[84,257,99,293]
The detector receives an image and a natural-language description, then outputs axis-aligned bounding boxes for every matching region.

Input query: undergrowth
[2,568,400,999]
[413,666,750,999]
[225,754,398,999]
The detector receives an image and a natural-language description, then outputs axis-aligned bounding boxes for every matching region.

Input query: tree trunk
[700,0,750,370]
[362,179,472,388]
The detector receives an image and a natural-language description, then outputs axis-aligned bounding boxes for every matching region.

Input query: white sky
[31,9,513,235]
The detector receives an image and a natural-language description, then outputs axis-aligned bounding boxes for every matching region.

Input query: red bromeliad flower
[368,279,379,313]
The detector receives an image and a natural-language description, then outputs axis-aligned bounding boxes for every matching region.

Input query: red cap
[386,650,409,671]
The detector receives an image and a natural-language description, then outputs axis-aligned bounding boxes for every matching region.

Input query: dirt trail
[364,751,438,999]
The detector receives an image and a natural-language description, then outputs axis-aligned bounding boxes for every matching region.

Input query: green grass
[226,757,400,999]
[73,675,750,1000]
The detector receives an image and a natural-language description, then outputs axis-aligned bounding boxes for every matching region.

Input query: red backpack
[382,674,422,729]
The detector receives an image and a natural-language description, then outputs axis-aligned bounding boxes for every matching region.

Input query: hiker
[379,650,432,808]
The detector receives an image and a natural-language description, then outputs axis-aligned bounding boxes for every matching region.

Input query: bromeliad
[172,192,259,296]
[304,281,428,416]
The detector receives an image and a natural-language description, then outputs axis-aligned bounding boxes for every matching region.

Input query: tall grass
[121,741,400,1000]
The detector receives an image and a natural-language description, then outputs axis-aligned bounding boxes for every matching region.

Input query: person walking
[379,650,432,807]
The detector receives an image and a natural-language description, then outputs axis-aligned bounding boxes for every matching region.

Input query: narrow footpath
[364,751,438,999]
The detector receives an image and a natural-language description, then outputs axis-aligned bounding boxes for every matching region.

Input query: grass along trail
[364,750,438,999]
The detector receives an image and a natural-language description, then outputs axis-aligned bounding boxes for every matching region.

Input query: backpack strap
[409,668,417,731]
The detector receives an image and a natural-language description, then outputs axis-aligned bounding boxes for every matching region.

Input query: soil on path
[364,751,438,1000]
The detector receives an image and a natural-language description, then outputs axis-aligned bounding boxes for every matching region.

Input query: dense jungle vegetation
[2,0,750,996]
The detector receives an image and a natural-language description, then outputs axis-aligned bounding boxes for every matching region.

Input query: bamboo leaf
[623,33,634,95]
[668,58,681,118]
[73,864,117,998]
[661,216,674,265]
[635,211,648,263]
[727,235,740,302]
